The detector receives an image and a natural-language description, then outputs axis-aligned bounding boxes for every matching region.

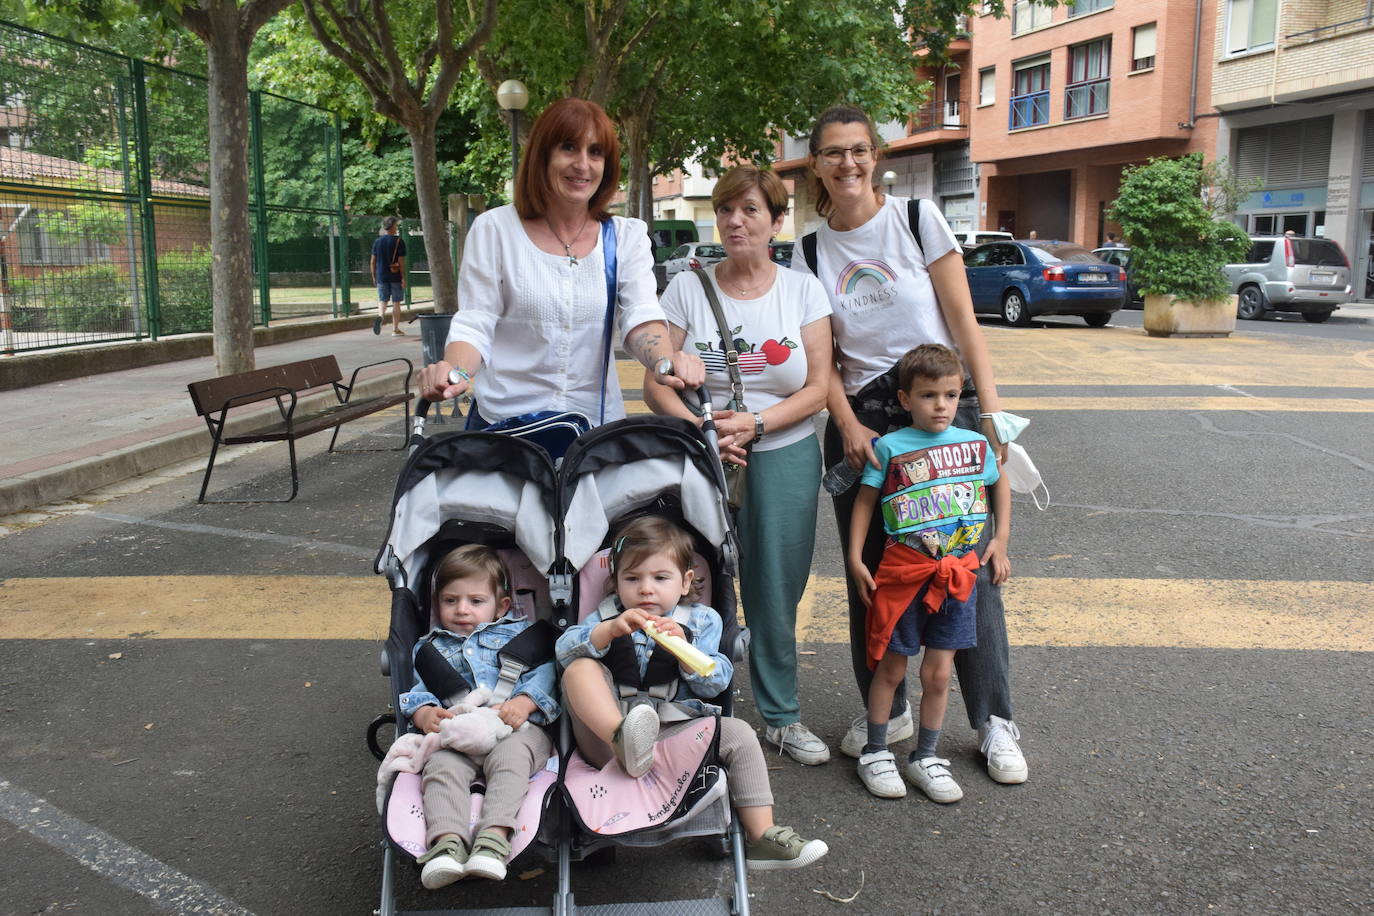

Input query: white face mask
[982,410,1031,444]
[1002,442,1049,510]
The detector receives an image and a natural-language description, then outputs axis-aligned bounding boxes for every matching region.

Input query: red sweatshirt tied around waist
[866,540,980,669]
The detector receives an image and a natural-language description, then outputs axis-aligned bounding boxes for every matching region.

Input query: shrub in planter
[1109,153,1252,304]
[157,247,214,335]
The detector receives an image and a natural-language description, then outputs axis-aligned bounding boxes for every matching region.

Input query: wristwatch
[654,357,674,377]
[753,412,765,442]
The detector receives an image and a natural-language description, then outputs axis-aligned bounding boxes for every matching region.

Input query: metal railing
[1009,90,1050,130]
[911,99,967,132]
[1285,8,1374,43]
[1064,79,1110,119]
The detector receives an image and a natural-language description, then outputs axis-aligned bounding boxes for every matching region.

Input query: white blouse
[446,205,665,424]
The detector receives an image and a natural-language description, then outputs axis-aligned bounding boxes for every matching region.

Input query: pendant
[568,255,578,267]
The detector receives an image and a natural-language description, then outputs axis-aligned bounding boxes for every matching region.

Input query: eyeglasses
[816,143,875,165]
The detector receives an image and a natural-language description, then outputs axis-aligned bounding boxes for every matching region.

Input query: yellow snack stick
[643,621,717,678]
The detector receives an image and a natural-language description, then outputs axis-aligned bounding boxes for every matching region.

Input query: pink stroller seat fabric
[576,548,713,622]
[564,716,720,836]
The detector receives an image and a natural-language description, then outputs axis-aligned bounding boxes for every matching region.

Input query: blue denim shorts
[376,281,404,303]
[886,581,978,654]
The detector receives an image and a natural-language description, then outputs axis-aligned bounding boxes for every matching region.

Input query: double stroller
[372,396,755,915]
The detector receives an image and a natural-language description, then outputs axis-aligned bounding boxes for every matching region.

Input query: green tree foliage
[1110,153,1254,303]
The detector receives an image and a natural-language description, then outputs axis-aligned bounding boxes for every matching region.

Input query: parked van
[1223,236,1353,322]
[650,220,698,263]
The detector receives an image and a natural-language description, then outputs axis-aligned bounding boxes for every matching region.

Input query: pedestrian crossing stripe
[2,575,1369,651]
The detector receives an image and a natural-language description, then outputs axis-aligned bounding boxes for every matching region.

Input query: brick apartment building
[1211,0,1374,300]
[968,0,1219,247]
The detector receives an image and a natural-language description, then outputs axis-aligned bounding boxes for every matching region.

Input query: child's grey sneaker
[857,749,907,798]
[764,722,830,766]
[839,704,914,758]
[612,704,659,778]
[463,829,511,881]
[978,715,1028,784]
[417,835,467,889]
[904,755,963,803]
[745,825,829,871]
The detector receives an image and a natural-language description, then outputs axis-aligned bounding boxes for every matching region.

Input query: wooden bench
[187,355,413,503]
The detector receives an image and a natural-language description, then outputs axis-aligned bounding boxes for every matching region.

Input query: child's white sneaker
[840,703,914,758]
[417,835,467,889]
[745,825,829,871]
[904,756,963,803]
[612,704,659,778]
[857,750,907,798]
[978,715,1028,784]
[462,829,510,881]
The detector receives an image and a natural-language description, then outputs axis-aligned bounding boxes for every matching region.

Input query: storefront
[1237,187,1327,238]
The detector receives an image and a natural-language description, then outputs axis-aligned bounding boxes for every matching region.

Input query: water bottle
[822,459,863,495]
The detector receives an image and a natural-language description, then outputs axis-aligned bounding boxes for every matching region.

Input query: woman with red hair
[418,98,703,425]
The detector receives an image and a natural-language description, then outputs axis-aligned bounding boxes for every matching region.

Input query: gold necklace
[723,264,770,296]
[545,215,590,266]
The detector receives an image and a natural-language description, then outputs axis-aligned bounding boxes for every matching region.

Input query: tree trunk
[408,123,457,313]
[204,16,255,375]
[622,113,650,225]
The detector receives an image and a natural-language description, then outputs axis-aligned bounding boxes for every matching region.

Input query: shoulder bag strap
[692,268,745,413]
[598,218,618,425]
[801,230,818,275]
[906,198,926,259]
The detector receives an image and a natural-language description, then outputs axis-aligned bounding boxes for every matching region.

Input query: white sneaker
[417,836,467,890]
[978,715,1028,784]
[612,705,659,778]
[857,750,907,799]
[839,703,915,758]
[904,756,963,803]
[764,722,831,766]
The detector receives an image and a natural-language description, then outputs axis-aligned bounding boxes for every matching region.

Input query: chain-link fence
[0,21,349,355]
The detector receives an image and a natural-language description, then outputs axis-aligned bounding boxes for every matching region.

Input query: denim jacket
[399,614,560,725]
[555,596,732,716]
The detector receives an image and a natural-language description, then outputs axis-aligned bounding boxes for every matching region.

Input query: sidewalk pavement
[0,320,427,516]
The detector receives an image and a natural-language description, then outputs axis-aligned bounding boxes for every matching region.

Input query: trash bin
[418,312,458,425]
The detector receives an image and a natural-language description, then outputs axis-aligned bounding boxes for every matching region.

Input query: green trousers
[737,432,822,727]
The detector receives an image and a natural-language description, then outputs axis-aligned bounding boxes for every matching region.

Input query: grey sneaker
[417,835,467,889]
[372,314,382,335]
[857,750,907,799]
[764,722,830,766]
[612,704,659,778]
[978,715,1028,784]
[745,825,829,871]
[904,755,963,804]
[462,829,510,881]
[840,703,915,758]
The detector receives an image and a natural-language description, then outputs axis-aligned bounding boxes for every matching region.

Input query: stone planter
[1142,294,1237,338]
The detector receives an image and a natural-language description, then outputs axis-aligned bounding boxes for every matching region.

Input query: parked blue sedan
[963,240,1125,327]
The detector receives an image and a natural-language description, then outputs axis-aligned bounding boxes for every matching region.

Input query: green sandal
[463,829,512,881]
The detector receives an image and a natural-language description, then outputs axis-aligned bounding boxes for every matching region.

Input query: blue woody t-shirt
[859,425,1000,558]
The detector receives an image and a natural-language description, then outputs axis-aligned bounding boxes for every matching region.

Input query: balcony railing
[1009,90,1049,130]
[911,98,967,132]
[1064,78,1110,119]
[1285,12,1374,44]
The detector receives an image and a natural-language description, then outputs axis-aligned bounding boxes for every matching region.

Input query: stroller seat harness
[411,619,557,710]
[600,602,698,723]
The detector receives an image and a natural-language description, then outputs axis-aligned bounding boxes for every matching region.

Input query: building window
[1069,0,1112,16]
[1065,39,1110,119]
[1225,0,1277,55]
[979,68,996,106]
[1132,23,1157,71]
[1010,57,1051,129]
[1012,1,1053,35]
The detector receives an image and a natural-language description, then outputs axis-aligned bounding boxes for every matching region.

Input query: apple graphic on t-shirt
[761,337,797,365]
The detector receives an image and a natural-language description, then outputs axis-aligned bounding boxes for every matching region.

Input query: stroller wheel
[367,712,397,761]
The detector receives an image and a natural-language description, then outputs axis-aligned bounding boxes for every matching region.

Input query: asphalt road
[1,317,1371,915]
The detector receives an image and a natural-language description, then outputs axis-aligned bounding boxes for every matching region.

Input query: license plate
[1309,271,1336,285]
[1078,272,1107,282]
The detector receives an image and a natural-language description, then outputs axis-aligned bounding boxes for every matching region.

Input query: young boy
[400,544,559,889]
[847,344,1011,804]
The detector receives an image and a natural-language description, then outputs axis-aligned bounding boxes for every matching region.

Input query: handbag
[692,269,750,512]
[387,234,403,276]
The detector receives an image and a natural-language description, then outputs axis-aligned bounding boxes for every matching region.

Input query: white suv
[953,230,1013,251]
[1222,237,1353,322]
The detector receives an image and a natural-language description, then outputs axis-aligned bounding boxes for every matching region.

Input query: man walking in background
[371,216,407,336]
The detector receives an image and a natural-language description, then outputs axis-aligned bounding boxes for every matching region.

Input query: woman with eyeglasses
[790,104,1027,796]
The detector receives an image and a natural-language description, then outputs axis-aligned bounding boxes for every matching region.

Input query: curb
[0,370,413,516]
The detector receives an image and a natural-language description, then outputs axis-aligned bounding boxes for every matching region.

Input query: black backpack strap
[801,230,818,275]
[906,198,926,259]
[413,641,473,708]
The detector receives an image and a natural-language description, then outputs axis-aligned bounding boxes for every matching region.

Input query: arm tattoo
[626,328,665,367]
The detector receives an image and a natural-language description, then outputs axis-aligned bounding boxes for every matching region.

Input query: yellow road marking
[4,575,1369,651]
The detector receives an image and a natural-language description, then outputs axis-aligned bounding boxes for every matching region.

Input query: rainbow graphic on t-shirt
[835,259,897,296]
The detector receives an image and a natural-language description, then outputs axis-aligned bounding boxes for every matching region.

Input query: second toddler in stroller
[400,544,560,889]
[556,516,828,871]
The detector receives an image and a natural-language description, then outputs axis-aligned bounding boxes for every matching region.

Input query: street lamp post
[496,79,530,179]
[882,170,898,197]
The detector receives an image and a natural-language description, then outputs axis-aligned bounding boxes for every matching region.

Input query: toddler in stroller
[399,544,560,889]
[557,515,828,872]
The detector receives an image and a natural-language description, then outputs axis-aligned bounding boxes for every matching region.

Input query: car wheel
[1001,290,1031,327]
[1302,310,1333,323]
[1083,312,1112,327]
[1236,286,1269,320]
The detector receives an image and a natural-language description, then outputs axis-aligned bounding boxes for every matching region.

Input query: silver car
[662,242,726,284]
[1223,236,1353,322]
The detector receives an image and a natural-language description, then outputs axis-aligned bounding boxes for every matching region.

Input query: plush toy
[435,685,520,759]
